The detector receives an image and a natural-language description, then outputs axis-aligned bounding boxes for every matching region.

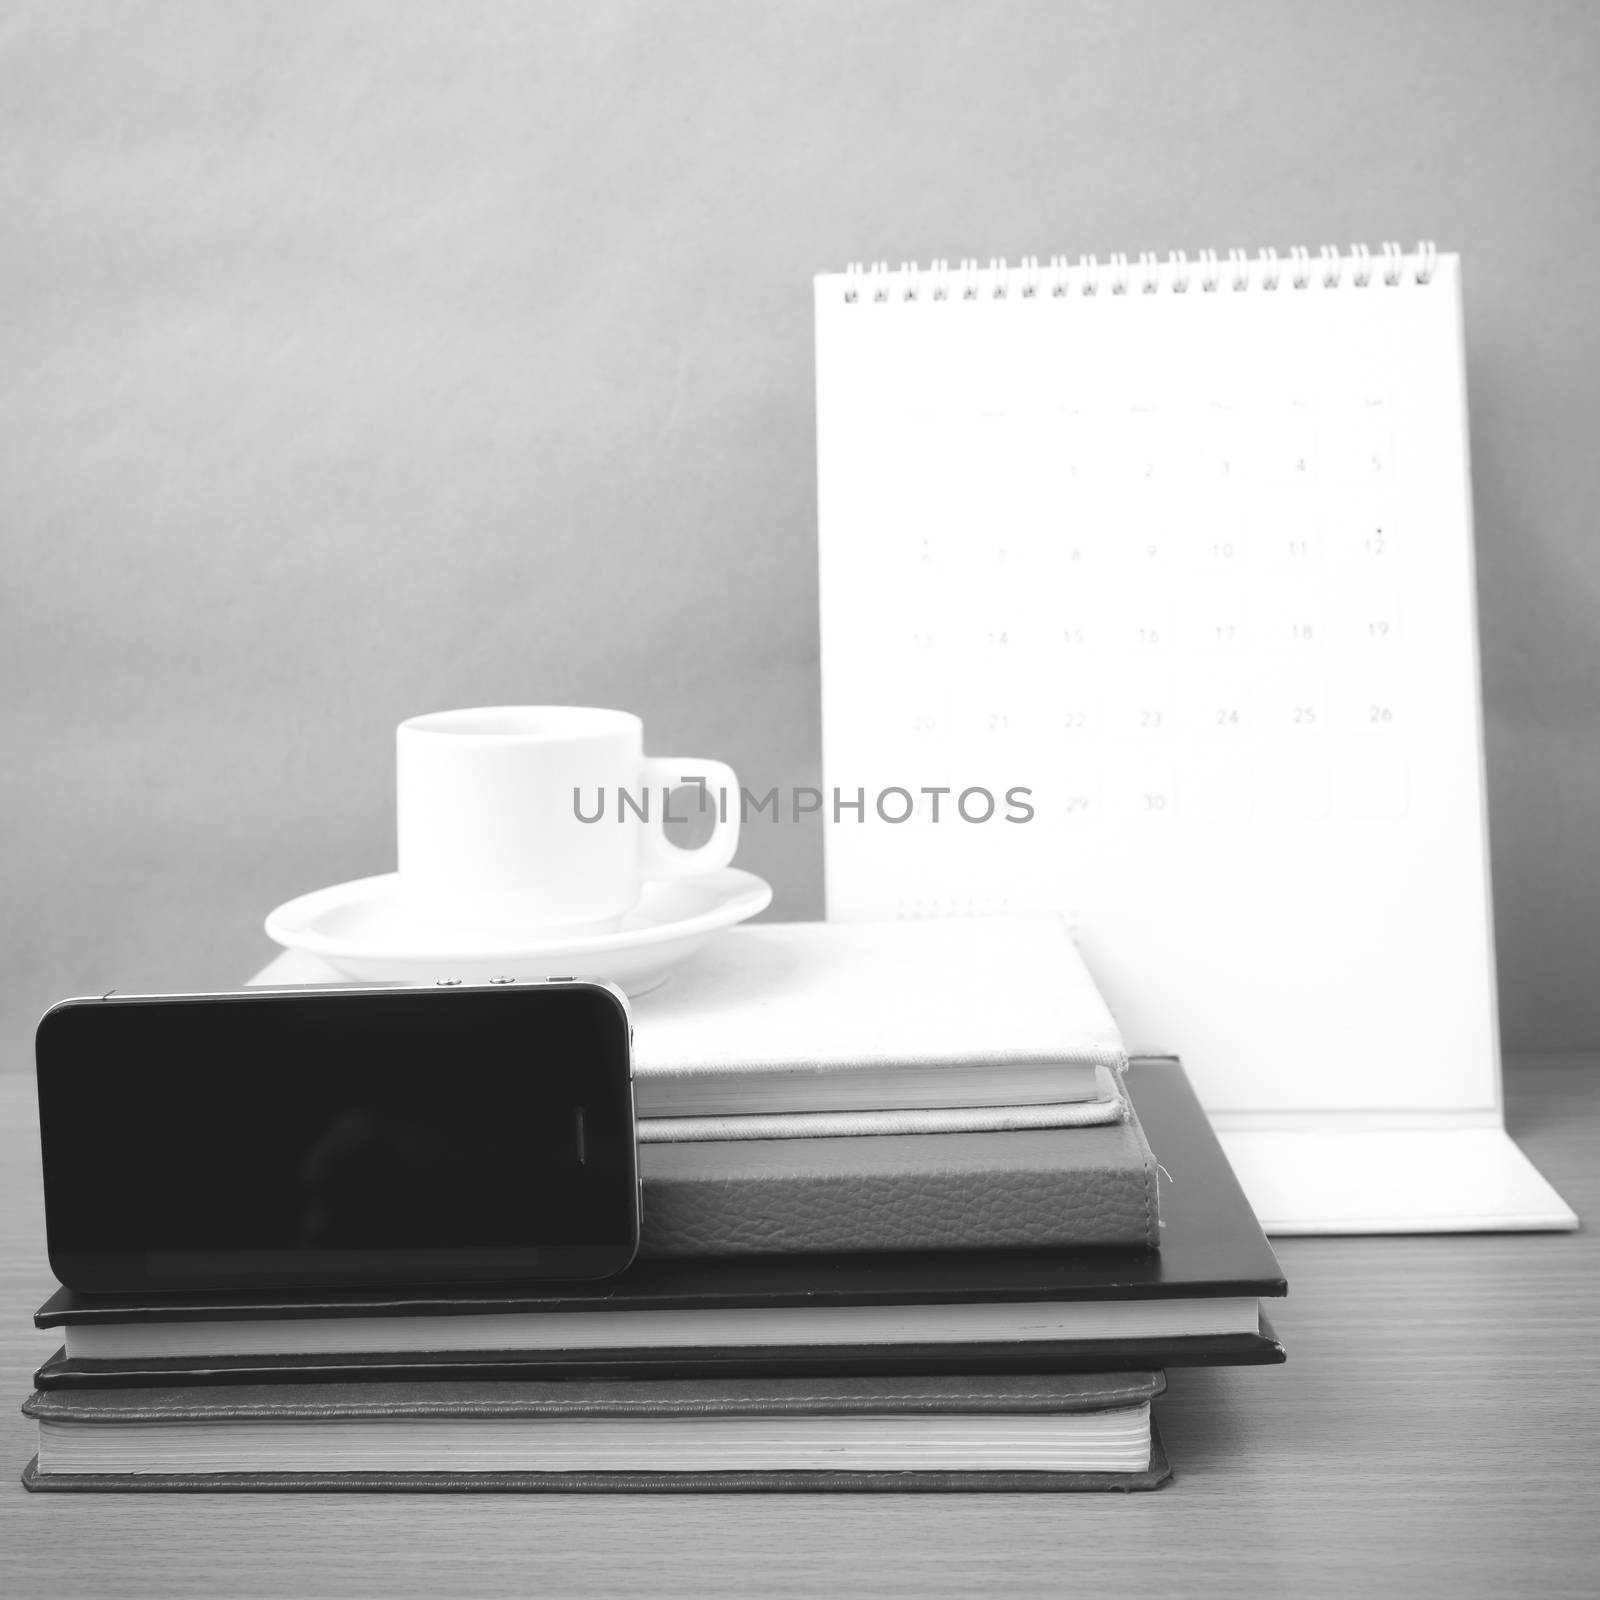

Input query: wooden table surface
[2,1060,1595,1599]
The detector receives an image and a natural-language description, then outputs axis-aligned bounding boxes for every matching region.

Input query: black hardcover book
[34,1059,1285,1387]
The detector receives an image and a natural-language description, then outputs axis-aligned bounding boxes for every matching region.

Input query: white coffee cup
[395,707,741,935]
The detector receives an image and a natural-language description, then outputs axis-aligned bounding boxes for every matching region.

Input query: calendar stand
[815,246,1576,1235]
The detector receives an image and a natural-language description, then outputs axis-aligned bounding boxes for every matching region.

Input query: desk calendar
[815,244,1575,1233]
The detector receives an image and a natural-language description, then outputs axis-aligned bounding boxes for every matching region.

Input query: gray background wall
[3,0,1598,1070]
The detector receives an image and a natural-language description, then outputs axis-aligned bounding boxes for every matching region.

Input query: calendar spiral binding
[839,241,1438,304]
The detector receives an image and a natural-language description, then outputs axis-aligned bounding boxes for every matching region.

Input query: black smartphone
[35,981,638,1294]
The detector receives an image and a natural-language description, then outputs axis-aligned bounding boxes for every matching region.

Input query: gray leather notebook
[638,1103,1157,1255]
[22,1372,1170,1493]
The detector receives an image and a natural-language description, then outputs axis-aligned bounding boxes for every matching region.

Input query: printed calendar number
[1111,757,1177,821]
[1257,507,1320,572]
[1327,408,1395,484]
[1105,670,1174,740]
[1186,603,1250,650]
[1115,600,1173,652]
[1356,600,1402,646]
[1337,671,1406,735]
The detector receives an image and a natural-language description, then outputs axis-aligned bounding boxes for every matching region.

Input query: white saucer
[263,868,773,995]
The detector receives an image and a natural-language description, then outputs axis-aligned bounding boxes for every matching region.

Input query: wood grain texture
[2,1061,1595,1599]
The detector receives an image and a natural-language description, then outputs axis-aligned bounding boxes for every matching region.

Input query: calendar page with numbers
[816,245,1500,1116]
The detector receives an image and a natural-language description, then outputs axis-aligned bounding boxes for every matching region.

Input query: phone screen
[35,983,637,1293]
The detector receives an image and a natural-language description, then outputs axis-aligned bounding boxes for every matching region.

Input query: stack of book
[23,916,1284,1492]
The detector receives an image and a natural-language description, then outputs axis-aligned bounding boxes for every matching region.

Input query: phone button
[435,979,463,987]
[488,977,516,985]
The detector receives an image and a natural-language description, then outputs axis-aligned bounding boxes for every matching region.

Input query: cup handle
[637,758,741,879]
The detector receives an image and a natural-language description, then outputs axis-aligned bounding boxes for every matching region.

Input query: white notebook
[628,914,1125,1124]
[815,244,1574,1233]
